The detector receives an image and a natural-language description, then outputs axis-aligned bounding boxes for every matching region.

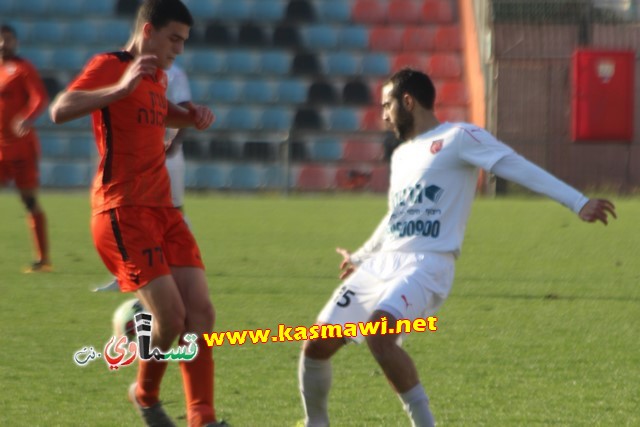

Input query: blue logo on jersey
[424,185,443,203]
[392,183,444,209]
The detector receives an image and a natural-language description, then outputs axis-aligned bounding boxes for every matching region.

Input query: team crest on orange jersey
[430,139,443,154]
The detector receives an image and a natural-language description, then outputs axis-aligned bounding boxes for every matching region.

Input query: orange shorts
[91,206,205,292]
[0,137,40,189]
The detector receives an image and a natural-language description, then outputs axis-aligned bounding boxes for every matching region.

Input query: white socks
[399,383,435,427]
[298,356,332,427]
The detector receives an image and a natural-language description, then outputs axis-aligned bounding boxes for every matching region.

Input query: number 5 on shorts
[336,289,356,307]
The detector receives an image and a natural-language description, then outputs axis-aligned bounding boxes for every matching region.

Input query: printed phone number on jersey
[389,219,441,239]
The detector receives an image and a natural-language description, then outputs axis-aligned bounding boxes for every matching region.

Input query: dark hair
[385,68,436,110]
[1,24,17,37]
[135,0,193,30]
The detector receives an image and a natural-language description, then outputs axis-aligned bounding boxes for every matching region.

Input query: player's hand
[186,103,215,130]
[578,198,617,225]
[336,247,356,280]
[12,117,31,137]
[118,54,158,95]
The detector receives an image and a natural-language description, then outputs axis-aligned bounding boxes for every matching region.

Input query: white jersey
[356,122,514,260]
[164,64,192,146]
[351,121,589,263]
[385,122,512,255]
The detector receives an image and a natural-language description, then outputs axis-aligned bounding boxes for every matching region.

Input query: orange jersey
[67,51,172,214]
[0,56,48,145]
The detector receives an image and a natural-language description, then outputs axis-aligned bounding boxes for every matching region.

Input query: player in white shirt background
[93,62,194,292]
[298,68,616,427]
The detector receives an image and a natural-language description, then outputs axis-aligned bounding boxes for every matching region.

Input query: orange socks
[136,359,169,407]
[28,211,49,263]
[180,337,216,426]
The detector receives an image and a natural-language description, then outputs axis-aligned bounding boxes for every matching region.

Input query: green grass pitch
[0,191,638,426]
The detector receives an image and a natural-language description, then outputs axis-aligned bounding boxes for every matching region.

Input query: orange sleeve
[18,61,49,123]
[68,54,122,92]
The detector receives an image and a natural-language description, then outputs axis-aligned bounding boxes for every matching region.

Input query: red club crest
[430,139,443,154]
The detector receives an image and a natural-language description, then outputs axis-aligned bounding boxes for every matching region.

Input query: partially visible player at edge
[0,24,51,273]
[298,68,616,427]
[49,1,225,426]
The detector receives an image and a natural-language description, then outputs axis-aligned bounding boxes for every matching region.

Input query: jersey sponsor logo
[424,185,443,203]
[430,139,443,154]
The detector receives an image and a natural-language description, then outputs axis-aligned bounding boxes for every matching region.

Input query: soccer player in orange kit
[49,1,224,426]
[0,24,51,273]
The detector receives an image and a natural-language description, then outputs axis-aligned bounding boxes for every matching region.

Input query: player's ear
[402,92,414,111]
[141,22,154,39]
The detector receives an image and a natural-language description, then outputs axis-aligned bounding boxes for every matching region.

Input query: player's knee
[303,337,342,360]
[153,308,186,345]
[21,195,38,212]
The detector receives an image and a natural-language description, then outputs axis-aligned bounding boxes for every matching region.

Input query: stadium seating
[296,164,335,190]
[237,22,270,47]
[434,25,463,51]
[242,80,276,104]
[338,26,369,49]
[243,141,276,161]
[335,166,372,190]
[361,53,391,76]
[251,0,286,21]
[226,51,260,74]
[67,136,96,159]
[422,0,455,24]
[436,81,469,106]
[328,108,360,131]
[325,52,359,76]
[224,107,261,131]
[402,27,438,51]
[360,106,382,131]
[342,80,372,105]
[192,164,228,189]
[276,79,308,104]
[229,165,262,190]
[209,139,240,160]
[307,80,339,105]
[427,53,463,78]
[49,162,91,187]
[302,25,339,49]
[260,51,292,75]
[392,53,427,73]
[388,0,424,24]
[352,0,387,24]
[370,165,390,192]
[291,52,322,74]
[369,27,404,51]
[309,137,343,161]
[272,23,301,48]
[342,140,384,162]
[260,108,293,131]
[317,1,351,23]
[285,0,317,22]
[40,135,68,158]
[293,107,324,130]
[215,0,251,21]
[263,165,285,188]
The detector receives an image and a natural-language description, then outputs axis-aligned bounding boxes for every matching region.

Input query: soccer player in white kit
[298,69,616,427]
[164,62,191,210]
[93,63,193,292]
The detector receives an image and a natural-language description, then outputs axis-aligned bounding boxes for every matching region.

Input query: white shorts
[165,148,185,208]
[317,251,455,343]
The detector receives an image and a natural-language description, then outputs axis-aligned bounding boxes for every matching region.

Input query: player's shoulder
[87,51,134,68]
[10,56,38,73]
[448,122,496,142]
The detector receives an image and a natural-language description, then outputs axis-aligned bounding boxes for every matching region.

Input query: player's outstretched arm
[50,55,158,124]
[578,199,617,225]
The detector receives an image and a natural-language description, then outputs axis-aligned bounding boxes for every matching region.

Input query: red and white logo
[430,139,443,154]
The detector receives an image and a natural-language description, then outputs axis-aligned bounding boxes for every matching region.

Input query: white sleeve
[457,125,514,171]
[166,66,192,105]
[491,152,589,214]
[349,212,391,266]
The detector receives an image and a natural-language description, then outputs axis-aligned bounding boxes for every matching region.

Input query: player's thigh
[317,268,388,344]
[0,159,12,186]
[375,252,454,322]
[91,207,173,292]
[163,208,204,269]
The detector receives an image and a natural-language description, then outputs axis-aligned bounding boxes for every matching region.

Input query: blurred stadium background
[2,0,639,193]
